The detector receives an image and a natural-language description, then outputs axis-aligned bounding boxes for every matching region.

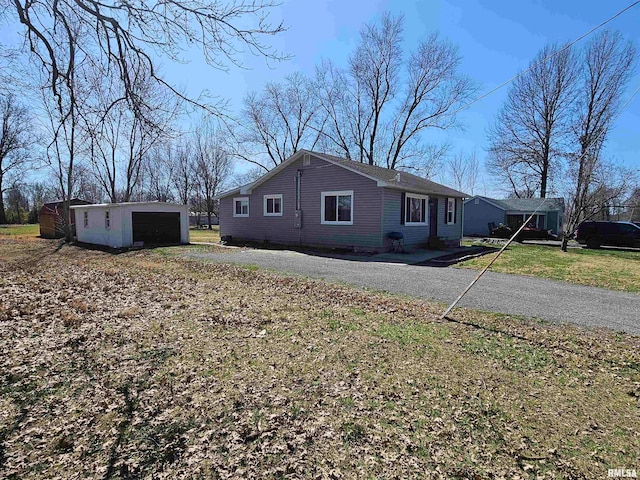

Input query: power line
[455,0,640,114]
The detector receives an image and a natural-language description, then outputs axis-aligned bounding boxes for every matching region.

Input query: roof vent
[395,172,401,182]
[303,153,311,166]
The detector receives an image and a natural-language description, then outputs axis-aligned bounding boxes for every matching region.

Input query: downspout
[296,169,302,246]
[460,198,465,247]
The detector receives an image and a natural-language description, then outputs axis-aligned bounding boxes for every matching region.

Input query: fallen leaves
[1,237,639,479]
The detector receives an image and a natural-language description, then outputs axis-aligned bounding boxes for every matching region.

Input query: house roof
[39,198,91,215]
[216,150,467,199]
[465,196,564,212]
[69,201,186,210]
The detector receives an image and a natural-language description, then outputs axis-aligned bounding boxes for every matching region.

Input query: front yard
[1,237,639,478]
[459,241,640,293]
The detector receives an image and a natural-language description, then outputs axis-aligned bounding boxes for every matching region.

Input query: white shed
[70,202,190,248]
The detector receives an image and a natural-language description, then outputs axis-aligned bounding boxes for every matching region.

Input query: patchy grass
[0,224,39,238]
[189,225,221,244]
[458,242,640,293]
[1,236,639,478]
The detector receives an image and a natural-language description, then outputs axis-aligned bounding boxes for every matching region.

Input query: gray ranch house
[463,196,565,237]
[216,150,467,252]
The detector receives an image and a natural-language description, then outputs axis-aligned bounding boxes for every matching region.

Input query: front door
[429,198,438,237]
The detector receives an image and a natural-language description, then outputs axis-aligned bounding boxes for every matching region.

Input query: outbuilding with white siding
[70,202,189,248]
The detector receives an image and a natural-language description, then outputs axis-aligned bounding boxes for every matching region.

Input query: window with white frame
[263,194,283,216]
[446,198,456,224]
[405,193,427,225]
[233,197,249,217]
[105,210,110,230]
[321,190,353,225]
[83,211,88,228]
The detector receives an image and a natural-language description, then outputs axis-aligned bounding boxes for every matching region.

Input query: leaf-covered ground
[1,238,639,479]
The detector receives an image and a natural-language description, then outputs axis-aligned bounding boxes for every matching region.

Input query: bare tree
[445,150,479,195]
[7,0,286,121]
[486,148,542,198]
[140,145,176,202]
[6,0,285,239]
[5,184,29,223]
[194,120,233,228]
[487,43,578,198]
[348,12,403,165]
[0,94,33,224]
[27,181,52,223]
[86,66,178,202]
[172,143,196,206]
[313,13,474,173]
[560,31,636,251]
[39,24,86,241]
[383,33,475,172]
[233,166,266,187]
[238,73,324,170]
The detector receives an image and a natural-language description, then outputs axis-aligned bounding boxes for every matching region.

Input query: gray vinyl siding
[382,189,429,249]
[438,197,463,244]
[220,155,383,250]
[382,189,463,249]
[463,198,505,236]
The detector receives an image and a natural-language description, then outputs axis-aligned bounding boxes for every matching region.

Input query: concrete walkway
[189,247,640,335]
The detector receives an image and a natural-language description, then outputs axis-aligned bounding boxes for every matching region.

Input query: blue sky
[1,1,637,195]
[164,0,640,196]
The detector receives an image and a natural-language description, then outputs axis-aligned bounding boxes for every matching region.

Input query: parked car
[489,223,555,241]
[575,221,640,248]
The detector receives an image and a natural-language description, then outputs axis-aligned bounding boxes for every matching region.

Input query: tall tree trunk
[0,190,7,224]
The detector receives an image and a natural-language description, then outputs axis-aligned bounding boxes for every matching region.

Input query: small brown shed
[39,199,92,238]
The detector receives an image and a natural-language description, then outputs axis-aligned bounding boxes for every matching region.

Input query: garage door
[132,212,181,244]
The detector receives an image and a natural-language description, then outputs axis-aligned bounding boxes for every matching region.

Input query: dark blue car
[576,221,640,249]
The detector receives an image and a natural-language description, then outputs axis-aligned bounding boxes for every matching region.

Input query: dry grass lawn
[189,226,221,244]
[459,242,640,293]
[0,224,40,238]
[1,237,639,479]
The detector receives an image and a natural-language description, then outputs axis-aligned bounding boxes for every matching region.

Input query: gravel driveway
[192,248,640,335]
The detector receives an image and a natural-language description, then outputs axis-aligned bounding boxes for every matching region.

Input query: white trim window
[83,211,88,228]
[263,194,283,216]
[405,193,428,225]
[233,197,249,217]
[105,210,111,230]
[321,190,353,225]
[446,198,456,225]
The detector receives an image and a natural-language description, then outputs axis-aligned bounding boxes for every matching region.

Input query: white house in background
[70,202,190,248]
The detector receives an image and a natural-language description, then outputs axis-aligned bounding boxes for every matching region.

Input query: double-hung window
[105,210,110,230]
[446,198,456,224]
[233,197,249,217]
[263,194,283,216]
[321,190,353,225]
[83,211,88,228]
[405,193,427,225]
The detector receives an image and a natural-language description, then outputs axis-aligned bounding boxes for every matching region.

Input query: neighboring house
[39,199,92,238]
[463,196,565,236]
[70,202,189,248]
[216,150,467,252]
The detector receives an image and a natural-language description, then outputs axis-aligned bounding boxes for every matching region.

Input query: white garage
[70,202,190,248]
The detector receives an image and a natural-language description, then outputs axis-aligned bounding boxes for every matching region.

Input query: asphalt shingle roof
[217,150,468,199]
[315,152,467,198]
[480,196,564,212]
